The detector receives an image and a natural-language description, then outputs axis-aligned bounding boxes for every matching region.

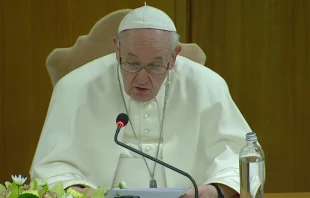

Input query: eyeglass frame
[119,57,171,75]
[117,43,172,75]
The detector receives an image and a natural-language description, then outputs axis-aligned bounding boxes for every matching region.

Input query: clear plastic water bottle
[239,132,265,198]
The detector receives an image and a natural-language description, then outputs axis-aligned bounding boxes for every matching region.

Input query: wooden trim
[174,0,190,43]
[0,0,5,183]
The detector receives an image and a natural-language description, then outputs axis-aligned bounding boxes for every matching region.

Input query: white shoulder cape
[30,53,251,193]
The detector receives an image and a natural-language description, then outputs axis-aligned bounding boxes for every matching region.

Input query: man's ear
[112,37,120,62]
[169,45,182,69]
[112,37,118,47]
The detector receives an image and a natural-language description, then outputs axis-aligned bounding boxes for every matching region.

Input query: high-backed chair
[46,9,207,87]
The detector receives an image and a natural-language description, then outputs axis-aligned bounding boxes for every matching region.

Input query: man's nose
[136,68,150,84]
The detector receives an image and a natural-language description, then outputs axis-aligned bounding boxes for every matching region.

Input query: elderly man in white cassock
[30,4,251,198]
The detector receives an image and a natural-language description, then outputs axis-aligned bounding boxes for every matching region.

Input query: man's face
[113,29,180,102]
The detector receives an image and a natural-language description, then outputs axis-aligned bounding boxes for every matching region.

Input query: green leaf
[51,182,64,197]
[8,192,18,198]
[38,186,48,197]
[29,180,38,190]
[91,187,106,198]
[8,183,18,195]
[5,182,12,188]
[18,193,39,198]
[0,184,6,192]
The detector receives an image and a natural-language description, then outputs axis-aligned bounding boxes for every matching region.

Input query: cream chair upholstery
[46,9,207,87]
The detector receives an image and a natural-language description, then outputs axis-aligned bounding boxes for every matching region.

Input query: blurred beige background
[0,0,309,193]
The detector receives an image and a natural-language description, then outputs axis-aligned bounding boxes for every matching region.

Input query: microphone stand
[115,125,198,198]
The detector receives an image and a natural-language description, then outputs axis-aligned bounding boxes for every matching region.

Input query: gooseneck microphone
[115,113,198,198]
[116,113,129,133]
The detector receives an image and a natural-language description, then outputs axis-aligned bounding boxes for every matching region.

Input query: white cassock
[30,53,252,193]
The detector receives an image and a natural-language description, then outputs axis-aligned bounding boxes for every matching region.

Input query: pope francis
[30,4,252,198]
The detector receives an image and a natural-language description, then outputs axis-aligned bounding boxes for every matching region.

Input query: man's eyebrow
[127,53,138,58]
[127,53,163,61]
[153,56,163,61]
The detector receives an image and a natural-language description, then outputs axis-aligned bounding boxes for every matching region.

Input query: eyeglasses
[120,59,169,75]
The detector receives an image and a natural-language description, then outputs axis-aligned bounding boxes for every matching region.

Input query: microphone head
[116,113,129,127]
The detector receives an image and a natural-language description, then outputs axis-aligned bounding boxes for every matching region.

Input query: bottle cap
[246,132,257,141]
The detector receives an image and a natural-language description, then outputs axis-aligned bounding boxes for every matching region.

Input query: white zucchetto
[118,3,177,33]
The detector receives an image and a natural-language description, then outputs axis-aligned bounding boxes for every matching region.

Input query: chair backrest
[46,9,207,87]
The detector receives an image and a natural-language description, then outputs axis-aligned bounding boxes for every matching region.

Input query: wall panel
[0,0,5,183]
[3,0,35,182]
[191,0,310,193]
[0,0,188,183]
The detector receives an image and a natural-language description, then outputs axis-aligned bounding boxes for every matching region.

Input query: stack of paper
[105,187,188,198]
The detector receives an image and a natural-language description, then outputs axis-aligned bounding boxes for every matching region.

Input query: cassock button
[144,129,150,134]
[145,146,151,152]
[144,113,149,119]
